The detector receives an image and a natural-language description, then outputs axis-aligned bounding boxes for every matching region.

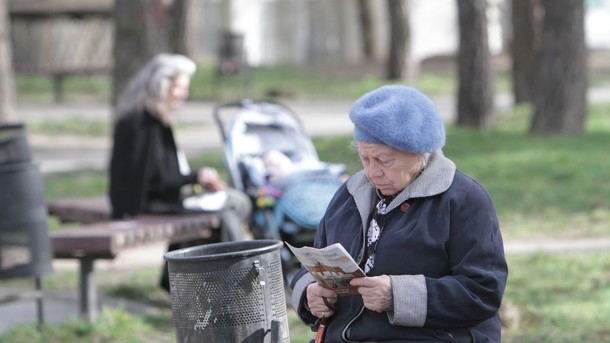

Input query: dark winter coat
[291,151,508,342]
[109,110,198,219]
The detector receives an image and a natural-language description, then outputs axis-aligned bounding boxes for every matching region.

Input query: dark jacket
[109,110,198,219]
[291,151,508,342]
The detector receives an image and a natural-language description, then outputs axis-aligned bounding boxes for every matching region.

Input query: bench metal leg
[78,257,98,321]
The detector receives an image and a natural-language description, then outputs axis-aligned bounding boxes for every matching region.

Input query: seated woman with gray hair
[290,85,508,342]
[109,54,251,292]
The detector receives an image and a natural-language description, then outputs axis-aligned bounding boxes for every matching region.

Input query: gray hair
[115,54,197,123]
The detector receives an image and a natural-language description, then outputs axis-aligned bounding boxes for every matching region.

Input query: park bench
[46,196,223,321]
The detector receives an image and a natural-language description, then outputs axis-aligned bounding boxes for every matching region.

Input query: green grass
[26,119,111,137]
[15,74,111,104]
[443,104,610,239]
[502,252,610,343]
[2,252,609,343]
[14,51,610,105]
[0,268,315,343]
[43,171,109,200]
[15,60,459,104]
[0,307,174,343]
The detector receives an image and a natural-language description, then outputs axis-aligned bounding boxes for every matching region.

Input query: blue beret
[349,85,446,153]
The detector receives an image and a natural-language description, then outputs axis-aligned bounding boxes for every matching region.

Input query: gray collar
[347,150,456,214]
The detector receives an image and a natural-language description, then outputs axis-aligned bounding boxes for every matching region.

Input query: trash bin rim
[0,122,26,131]
[163,239,283,262]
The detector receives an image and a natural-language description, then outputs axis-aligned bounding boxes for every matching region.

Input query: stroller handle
[212,99,305,143]
[212,98,313,191]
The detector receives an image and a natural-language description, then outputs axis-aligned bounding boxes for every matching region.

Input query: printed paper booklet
[286,242,366,295]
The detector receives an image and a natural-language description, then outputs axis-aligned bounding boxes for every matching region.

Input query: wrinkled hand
[350,275,393,312]
[198,167,226,192]
[306,282,338,319]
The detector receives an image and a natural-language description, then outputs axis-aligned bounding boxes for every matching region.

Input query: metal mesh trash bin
[164,240,290,343]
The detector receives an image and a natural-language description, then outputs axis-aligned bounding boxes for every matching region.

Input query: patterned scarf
[364,195,389,274]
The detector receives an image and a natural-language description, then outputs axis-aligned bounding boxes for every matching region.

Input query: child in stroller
[262,149,294,181]
[214,100,347,276]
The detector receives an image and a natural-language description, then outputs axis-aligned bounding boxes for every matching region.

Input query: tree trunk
[169,0,201,57]
[456,0,494,129]
[112,0,171,116]
[0,0,15,123]
[511,0,541,104]
[358,0,374,62]
[386,0,412,81]
[530,0,587,134]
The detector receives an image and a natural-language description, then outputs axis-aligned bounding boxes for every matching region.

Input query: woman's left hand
[198,167,226,192]
[350,275,393,312]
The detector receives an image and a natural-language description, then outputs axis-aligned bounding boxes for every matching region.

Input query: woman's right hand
[306,282,338,319]
[197,167,226,192]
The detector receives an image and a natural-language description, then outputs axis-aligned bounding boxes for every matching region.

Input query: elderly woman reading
[290,85,508,342]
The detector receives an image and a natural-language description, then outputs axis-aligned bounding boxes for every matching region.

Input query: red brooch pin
[400,203,411,212]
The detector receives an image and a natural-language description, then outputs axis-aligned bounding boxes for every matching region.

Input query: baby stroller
[213,99,346,277]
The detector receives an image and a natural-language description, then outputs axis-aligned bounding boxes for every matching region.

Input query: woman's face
[357,142,423,196]
[167,73,191,111]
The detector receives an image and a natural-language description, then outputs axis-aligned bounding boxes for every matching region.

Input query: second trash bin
[164,239,290,343]
[0,123,32,165]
